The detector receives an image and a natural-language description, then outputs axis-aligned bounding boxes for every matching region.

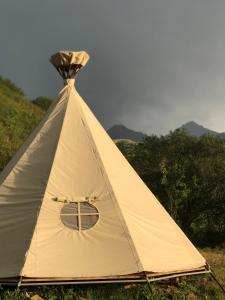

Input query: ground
[0,249,224,300]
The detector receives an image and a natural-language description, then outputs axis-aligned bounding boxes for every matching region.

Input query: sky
[0,0,225,134]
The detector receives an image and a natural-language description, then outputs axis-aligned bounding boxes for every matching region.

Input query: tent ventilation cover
[50,51,89,80]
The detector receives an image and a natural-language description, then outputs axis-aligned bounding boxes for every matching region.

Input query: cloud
[0,0,225,134]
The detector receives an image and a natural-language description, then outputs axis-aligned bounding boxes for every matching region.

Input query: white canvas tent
[0,51,209,286]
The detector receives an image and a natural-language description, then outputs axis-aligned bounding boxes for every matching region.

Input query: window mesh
[61,214,79,230]
[61,203,78,214]
[60,202,99,230]
[81,215,99,230]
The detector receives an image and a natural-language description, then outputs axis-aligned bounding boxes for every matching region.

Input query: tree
[119,131,225,246]
[32,96,53,111]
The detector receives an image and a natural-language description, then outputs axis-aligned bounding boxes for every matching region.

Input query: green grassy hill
[0,76,45,171]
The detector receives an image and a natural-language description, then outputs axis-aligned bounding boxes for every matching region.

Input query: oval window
[60,202,99,230]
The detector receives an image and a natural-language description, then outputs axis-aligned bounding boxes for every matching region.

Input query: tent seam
[74,88,144,273]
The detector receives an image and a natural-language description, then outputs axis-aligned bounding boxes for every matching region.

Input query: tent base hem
[0,268,210,286]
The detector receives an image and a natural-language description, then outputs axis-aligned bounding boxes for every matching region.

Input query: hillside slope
[0,77,44,171]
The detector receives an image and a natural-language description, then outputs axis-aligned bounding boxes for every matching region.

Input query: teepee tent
[0,51,209,286]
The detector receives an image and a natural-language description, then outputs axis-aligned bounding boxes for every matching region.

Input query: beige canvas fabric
[0,88,68,277]
[0,51,206,280]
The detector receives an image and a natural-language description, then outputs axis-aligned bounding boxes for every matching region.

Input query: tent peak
[50,51,89,80]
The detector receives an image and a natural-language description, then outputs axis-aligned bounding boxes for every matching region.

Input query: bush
[118,131,225,246]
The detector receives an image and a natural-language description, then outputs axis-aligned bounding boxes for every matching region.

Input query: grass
[202,248,225,283]
[0,249,224,300]
[0,76,44,171]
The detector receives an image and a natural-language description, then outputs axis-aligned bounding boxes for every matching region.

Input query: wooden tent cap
[50,51,89,80]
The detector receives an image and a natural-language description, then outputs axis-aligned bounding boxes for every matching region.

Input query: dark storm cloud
[1,0,225,134]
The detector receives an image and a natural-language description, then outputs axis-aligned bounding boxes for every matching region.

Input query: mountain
[179,121,219,137]
[0,76,44,171]
[107,124,145,142]
[108,121,225,141]
[179,121,225,138]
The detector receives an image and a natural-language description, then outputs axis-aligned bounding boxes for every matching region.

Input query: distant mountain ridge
[108,121,225,141]
[180,121,225,138]
[107,124,145,142]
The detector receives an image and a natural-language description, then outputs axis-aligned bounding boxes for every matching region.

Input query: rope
[210,268,225,295]
[144,272,152,293]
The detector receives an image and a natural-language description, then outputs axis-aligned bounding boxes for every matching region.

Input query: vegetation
[117,131,225,247]
[0,76,44,171]
[0,77,224,298]
[32,96,53,111]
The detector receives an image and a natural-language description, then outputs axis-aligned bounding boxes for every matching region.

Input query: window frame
[60,202,99,231]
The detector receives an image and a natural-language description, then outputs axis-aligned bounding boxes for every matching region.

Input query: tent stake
[16,276,22,291]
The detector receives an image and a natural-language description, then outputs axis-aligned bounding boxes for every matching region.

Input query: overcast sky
[1,0,225,134]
